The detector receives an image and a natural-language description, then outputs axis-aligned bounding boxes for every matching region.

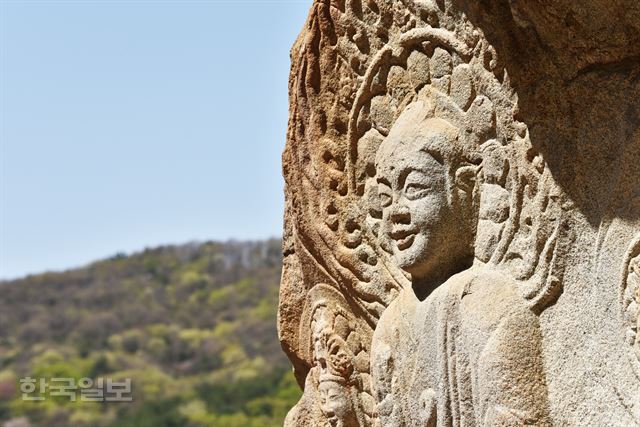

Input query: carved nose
[389,204,411,224]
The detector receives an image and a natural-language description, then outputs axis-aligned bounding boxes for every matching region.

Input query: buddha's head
[375,100,479,288]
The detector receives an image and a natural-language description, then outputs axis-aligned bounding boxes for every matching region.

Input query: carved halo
[344,24,570,311]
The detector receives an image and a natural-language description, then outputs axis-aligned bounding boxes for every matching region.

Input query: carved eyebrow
[376,177,392,187]
[419,148,445,165]
[398,167,413,189]
[401,167,445,189]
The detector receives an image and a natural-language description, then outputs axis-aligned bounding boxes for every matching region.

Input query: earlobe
[455,165,480,194]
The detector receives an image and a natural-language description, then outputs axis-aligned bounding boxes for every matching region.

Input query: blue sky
[0,0,311,279]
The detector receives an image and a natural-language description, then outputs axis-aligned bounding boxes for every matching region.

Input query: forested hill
[0,239,300,427]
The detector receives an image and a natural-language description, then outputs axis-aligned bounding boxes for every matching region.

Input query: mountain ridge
[0,238,299,427]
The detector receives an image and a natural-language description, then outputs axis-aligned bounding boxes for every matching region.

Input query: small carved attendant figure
[316,332,360,427]
[370,95,550,427]
[319,374,360,427]
[284,284,371,427]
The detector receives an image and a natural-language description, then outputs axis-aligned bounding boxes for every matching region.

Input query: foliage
[0,239,300,426]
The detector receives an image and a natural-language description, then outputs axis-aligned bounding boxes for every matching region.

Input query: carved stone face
[318,381,357,427]
[375,115,466,281]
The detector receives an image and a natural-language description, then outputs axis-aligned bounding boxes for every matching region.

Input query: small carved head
[318,377,359,427]
[375,99,480,285]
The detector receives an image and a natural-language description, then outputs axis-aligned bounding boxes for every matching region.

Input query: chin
[399,260,430,278]
[393,238,430,276]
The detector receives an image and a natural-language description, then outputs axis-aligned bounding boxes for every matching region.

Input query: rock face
[277,1,640,425]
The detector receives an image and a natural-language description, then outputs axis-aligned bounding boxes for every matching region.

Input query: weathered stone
[278,1,640,425]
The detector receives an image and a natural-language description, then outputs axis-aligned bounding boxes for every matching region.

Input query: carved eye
[379,192,392,207]
[405,183,431,200]
[378,184,392,208]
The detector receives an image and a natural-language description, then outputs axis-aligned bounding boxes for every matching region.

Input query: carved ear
[455,165,480,194]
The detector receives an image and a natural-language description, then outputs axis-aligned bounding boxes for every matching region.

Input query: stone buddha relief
[367,91,551,426]
[278,1,639,425]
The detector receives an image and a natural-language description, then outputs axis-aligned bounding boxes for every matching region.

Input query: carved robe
[371,266,550,426]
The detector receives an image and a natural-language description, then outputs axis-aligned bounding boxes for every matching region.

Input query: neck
[410,253,473,301]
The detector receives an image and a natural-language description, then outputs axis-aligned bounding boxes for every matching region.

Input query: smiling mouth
[395,234,415,250]
[389,230,416,250]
